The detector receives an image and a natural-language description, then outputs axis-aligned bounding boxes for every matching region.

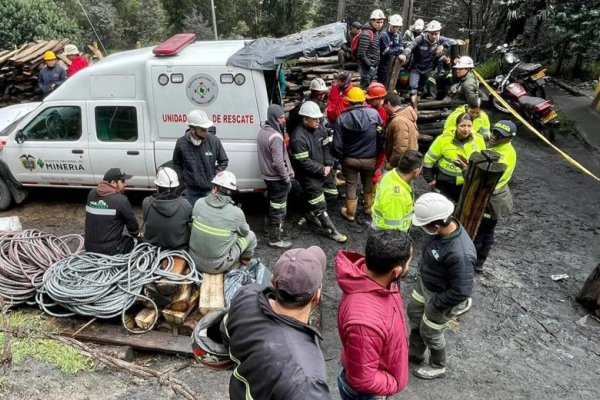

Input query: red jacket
[335,250,409,396]
[326,83,352,125]
[67,56,89,77]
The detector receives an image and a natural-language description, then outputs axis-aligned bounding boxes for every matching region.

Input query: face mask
[420,225,438,236]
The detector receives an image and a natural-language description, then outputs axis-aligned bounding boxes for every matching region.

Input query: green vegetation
[555,109,577,137]
[475,60,501,80]
[0,310,96,374]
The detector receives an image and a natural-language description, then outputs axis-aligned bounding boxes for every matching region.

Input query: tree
[0,0,80,48]
[161,0,195,33]
[182,9,214,40]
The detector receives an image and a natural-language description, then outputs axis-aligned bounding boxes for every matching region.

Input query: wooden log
[577,263,600,317]
[0,45,28,65]
[143,283,173,308]
[13,40,60,64]
[156,256,187,295]
[199,273,224,315]
[418,120,445,130]
[91,344,135,361]
[168,283,193,312]
[9,42,46,63]
[418,133,435,142]
[162,287,200,326]
[135,308,158,331]
[123,313,137,330]
[455,150,506,239]
[417,109,452,122]
[417,98,452,110]
[178,309,203,336]
[156,320,175,334]
[297,55,339,64]
[386,56,404,92]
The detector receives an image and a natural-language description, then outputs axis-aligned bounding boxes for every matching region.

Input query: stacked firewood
[125,257,224,336]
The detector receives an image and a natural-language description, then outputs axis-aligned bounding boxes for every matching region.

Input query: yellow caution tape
[474,70,600,183]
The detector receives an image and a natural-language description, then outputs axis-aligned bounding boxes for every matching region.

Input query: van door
[87,101,150,189]
[5,102,94,186]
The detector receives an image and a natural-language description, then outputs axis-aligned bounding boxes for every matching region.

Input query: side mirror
[15,130,25,144]
[485,43,493,49]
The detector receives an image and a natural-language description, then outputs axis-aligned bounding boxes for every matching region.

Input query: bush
[476,59,501,80]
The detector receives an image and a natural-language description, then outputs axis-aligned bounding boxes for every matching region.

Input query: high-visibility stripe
[192,220,230,237]
[236,236,248,249]
[323,187,338,195]
[423,313,449,331]
[85,206,117,216]
[308,193,325,205]
[224,313,255,399]
[322,136,332,145]
[293,151,309,160]
[411,289,425,304]
[373,209,412,227]
[269,201,286,209]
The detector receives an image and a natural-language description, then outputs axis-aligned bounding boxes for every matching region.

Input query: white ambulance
[0,25,346,210]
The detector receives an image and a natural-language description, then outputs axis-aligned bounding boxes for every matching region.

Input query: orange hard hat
[366,82,387,99]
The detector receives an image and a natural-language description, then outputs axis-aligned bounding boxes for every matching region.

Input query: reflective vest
[443,105,491,139]
[372,169,414,231]
[491,141,517,190]
[424,132,486,185]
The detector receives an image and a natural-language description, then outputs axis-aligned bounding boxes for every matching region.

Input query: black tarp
[227,22,347,70]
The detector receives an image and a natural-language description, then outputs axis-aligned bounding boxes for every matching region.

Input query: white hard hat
[412,193,454,226]
[298,101,323,119]
[370,9,386,19]
[64,44,79,56]
[454,56,474,69]
[154,167,179,188]
[425,20,442,32]
[389,14,403,27]
[211,170,237,191]
[309,77,328,92]
[187,110,214,129]
[414,19,425,31]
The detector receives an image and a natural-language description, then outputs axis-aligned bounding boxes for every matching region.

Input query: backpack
[350,29,374,60]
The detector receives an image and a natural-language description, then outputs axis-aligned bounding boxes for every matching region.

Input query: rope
[36,243,202,333]
[0,229,83,307]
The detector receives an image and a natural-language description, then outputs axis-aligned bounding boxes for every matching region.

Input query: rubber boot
[408,329,426,365]
[475,244,492,273]
[317,212,348,243]
[363,192,375,215]
[340,198,358,222]
[414,348,446,380]
[267,225,291,249]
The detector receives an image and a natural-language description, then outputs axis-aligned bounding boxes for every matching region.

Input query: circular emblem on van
[186,74,218,106]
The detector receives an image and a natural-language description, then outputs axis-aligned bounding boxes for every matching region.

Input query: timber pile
[124,256,224,337]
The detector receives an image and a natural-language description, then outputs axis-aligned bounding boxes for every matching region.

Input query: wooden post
[402,0,414,29]
[199,273,225,315]
[336,0,346,22]
[386,56,403,92]
[455,150,506,239]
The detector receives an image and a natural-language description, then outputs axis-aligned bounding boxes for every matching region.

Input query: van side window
[22,106,82,141]
[95,106,138,141]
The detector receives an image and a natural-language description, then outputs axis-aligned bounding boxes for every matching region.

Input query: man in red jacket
[64,44,89,77]
[326,71,354,125]
[336,229,412,399]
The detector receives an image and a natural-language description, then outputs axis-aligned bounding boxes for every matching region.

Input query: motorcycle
[494,43,549,99]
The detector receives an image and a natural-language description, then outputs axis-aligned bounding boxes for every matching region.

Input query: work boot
[298,211,322,228]
[340,198,358,222]
[452,297,473,317]
[267,225,291,249]
[363,192,375,215]
[475,244,492,273]
[414,348,446,380]
[317,212,348,243]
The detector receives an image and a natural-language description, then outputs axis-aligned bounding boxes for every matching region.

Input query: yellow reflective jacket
[371,169,414,231]
[424,132,486,185]
[443,105,491,140]
[491,141,517,190]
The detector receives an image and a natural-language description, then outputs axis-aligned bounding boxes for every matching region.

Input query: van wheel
[0,177,13,211]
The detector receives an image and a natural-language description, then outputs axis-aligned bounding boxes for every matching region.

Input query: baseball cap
[492,120,517,137]
[103,168,133,182]
[273,246,326,300]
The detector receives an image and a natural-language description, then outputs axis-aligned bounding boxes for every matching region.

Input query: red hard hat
[366,82,387,99]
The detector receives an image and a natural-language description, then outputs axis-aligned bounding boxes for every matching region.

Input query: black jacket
[356,24,380,67]
[290,124,333,180]
[172,131,228,191]
[333,105,383,159]
[419,220,476,310]
[142,195,192,250]
[84,182,139,254]
[222,285,330,400]
[402,34,457,74]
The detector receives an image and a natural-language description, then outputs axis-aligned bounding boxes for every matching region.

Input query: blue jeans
[359,63,377,89]
[408,70,430,94]
[337,366,388,400]
[184,186,211,207]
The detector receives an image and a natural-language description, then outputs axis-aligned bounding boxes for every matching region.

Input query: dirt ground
[1,109,600,399]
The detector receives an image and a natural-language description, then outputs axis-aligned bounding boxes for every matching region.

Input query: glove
[369,66,377,75]
[449,83,460,96]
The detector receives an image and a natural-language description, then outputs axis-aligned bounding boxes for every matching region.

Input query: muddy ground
[1,106,600,399]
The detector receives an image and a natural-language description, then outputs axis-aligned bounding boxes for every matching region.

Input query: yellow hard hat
[44,51,57,61]
[346,87,366,103]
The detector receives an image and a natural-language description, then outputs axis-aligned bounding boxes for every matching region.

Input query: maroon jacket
[336,249,409,396]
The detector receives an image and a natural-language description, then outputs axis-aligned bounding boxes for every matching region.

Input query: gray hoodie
[257,104,295,181]
[142,195,192,250]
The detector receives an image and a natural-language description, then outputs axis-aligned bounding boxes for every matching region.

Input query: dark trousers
[474,212,498,250]
[264,179,291,226]
[435,180,462,203]
[184,186,211,207]
[342,157,376,200]
[359,63,377,89]
[409,70,430,95]
[338,366,387,400]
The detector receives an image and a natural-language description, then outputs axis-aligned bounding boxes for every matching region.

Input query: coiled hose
[36,242,202,333]
[0,229,83,306]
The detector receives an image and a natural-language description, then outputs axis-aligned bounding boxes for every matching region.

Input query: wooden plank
[12,40,59,64]
[178,309,203,336]
[59,320,193,356]
[168,283,193,312]
[135,308,158,330]
[8,42,43,62]
[156,256,188,295]
[199,273,224,315]
[0,45,27,65]
[162,287,200,325]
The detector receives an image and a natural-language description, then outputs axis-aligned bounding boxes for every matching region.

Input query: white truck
[0,24,346,211]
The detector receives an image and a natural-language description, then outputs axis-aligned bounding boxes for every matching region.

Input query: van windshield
[0,114,28,136]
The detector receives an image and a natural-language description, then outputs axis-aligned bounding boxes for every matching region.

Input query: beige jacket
[384,106,419,168]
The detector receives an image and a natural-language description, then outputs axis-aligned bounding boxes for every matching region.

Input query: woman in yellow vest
[422,112,486,202]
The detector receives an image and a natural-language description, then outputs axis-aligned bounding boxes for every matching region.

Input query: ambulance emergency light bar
[153,33,196,56]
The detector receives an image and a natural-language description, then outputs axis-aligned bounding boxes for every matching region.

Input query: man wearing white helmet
[172,109,228,206]
[403,18,424,43]
[399,20,458,102]
[377,14,404,84]
[63,44,89,77]
[287,77,328,135]
[290,101,347,243]
[188,170,257,273]
[142,167,192,250]
[357,9,386,89]
[407,192,476,380]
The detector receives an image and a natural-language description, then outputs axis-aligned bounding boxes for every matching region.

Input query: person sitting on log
[422,112,486,202]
